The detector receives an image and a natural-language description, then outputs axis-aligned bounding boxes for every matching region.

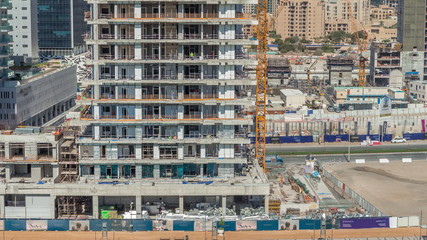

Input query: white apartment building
[10,0,39,64]
[0,65,77,129]
[409,81,427,102]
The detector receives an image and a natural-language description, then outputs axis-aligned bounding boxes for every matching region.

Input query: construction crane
[255,0,269,172]
[346,0,368,87]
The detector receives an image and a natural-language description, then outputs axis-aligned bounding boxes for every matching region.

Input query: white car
[391,137,406,143]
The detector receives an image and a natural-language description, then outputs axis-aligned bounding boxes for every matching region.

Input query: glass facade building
[37,0,88,56]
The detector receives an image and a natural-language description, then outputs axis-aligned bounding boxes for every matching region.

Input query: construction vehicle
[346,0,368,87]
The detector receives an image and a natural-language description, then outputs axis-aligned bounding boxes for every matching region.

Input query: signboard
[26,220,48,231]
[340,217,389,229]
[379,97,392,118]
[236,220,257,231]
[69,220,89,231]
[279,219,299,230]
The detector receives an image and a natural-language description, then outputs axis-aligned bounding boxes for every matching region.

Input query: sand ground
[0,227,422,240]
[323,161,427,221]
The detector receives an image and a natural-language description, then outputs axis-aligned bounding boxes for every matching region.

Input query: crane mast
[255,0,268,172]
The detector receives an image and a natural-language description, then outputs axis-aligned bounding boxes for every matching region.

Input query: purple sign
[340,218,389,229]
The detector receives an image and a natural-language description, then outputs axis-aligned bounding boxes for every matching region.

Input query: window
[22,35,28,38]
[22,7,27,10]
[22,26,28,29]
[23,44,28,48]
[22,16,27,19]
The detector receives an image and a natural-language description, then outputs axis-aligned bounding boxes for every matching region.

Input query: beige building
[366,26,397,41]
[371,5,395,20]
[324,0,370,35]
[275,0,325,40]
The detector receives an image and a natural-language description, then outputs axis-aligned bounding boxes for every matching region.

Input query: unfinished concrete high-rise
[7,0,273,219]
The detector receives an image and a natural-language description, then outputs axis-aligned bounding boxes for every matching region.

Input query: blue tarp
[256,220,279,231]
[47,219,69,231]
[173,220,194,231]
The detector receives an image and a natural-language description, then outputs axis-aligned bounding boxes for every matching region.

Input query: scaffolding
[56,196,92,219]
[58,128,80,183]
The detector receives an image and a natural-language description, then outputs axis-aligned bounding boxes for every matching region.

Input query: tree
[320,44,334,53]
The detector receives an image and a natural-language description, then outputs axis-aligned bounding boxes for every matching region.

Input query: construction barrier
[256,220,279,231]
[173,220,194,231]
[0,217,421,231]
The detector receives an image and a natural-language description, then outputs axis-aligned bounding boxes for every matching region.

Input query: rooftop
[280,89,304,96]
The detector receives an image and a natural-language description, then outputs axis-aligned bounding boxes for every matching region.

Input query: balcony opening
[9,143,24,160]
[159,145,178,159]
[37,143,53,160]
[142,144,154,159]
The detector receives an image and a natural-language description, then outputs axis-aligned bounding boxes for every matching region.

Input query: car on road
[391,137,407,143]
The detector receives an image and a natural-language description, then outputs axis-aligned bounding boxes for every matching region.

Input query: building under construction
[267,58,291,86]
[0,0,270,219]
[326,56,355,86]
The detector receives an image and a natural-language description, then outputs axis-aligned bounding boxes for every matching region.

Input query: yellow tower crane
[346,0,368,87]
[255,0,269,172]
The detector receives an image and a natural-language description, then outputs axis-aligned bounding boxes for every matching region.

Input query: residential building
[0,64,77,130]
[38,0,89,56]
[366,25,397,42]
[397,0,427,80]
[383,0,398,8]
[371,4,395,20]
[409,80,427,101]
[327,57,354,86]
[0,0,12,80]
[55,0,270,219]
[9,0,39,64]
[370,42,403,87]
[324,0,370,35]
[275,0,325,40]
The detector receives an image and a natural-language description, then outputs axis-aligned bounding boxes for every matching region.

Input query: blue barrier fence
[250,132,425,144]
[0,217,397,231]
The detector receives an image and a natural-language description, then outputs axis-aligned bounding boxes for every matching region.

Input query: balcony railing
[184,113,202,119]
[184,93,202,99]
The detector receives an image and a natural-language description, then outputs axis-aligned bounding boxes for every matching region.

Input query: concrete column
[0,195,4,218]
[221,196,226,216]
[52,164,59,180]
[114,5,118,18]
[136,196,142,218]
[153,164,160,178]
[50,195,56,218]
[94,165,101,179]
[264,195,269,214]
[179,196,184,214]
[178,144,184,159]
[153,145,160,159]
[93,196,99,219]
[115,45,119,60]
[114,25,119,39]
[200,164,204,177]
[31,164,42,181]
[93,3,99,20]
[5,165,11,181]
[200,145,206,158]
[178,24,183,40]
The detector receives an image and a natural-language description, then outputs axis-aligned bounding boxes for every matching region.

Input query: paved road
[266,142,427,153]
[279,152,427,164]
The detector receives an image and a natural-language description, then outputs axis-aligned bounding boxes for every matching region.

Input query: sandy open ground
[323,161,427,221]
[0,227,422,240]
